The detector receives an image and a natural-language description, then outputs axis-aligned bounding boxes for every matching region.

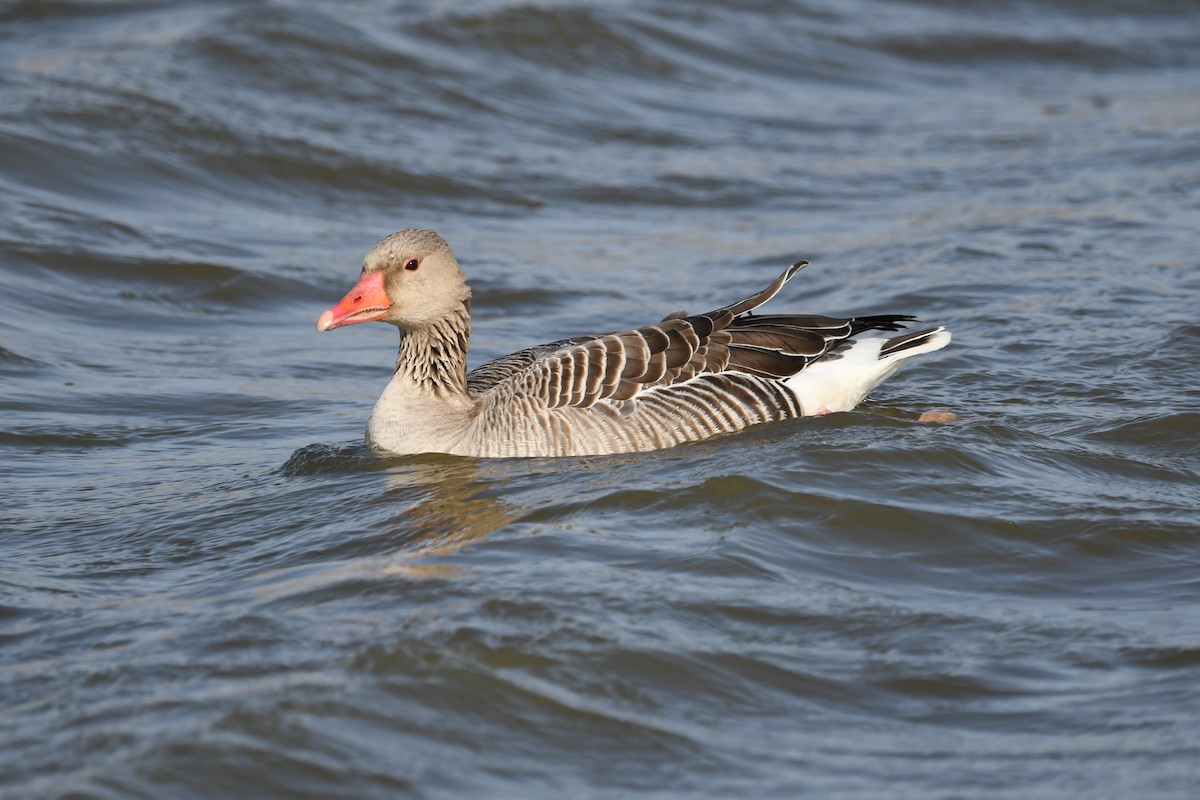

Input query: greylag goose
[316,228,950,457]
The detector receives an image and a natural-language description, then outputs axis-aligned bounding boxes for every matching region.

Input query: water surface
[2,1,1199,797]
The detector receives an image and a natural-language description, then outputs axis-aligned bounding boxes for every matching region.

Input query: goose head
[316,228,470,333]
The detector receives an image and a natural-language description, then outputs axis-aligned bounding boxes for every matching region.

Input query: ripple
[1081,411,1200,461]
[875,32,1148,69]
[280,442,384,476]
[0,0,162,24]
[0,345,42,372]
[0,427,133,451]
[1121,645,1200,670]
[184,5,425,95]
[416,6,682,77]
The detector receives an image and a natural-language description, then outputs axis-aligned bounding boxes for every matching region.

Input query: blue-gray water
[2,1,1199,797]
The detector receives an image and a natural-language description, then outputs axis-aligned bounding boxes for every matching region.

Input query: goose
[316,228,950,458]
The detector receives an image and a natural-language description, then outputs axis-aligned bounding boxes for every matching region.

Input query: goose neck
[395,301,471,398]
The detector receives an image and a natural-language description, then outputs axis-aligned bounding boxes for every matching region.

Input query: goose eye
[404,258,419,271]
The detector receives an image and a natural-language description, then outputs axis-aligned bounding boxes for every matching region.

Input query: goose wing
[467,262,922,408]
[469,262,831,405]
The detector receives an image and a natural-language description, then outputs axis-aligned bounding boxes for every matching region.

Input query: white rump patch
[785,328,950,415]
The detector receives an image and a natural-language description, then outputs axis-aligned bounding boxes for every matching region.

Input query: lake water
[2,1,1199,797]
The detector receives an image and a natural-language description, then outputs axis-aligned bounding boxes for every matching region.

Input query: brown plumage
[316,229,951,457]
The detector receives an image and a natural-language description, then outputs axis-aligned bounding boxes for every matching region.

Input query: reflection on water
[378,455,522,559]
[281,444,522,574]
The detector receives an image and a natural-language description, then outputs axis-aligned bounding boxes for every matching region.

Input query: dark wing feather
[720,313,918,378]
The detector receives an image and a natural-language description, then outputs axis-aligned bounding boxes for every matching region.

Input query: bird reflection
[376,453,521,564]
[279,443,524,583]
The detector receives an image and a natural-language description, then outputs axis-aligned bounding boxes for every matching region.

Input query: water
[2,0,1199,797]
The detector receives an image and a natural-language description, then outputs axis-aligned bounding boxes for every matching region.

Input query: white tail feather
[785,327,951,415]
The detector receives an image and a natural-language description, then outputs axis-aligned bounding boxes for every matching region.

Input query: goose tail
[785,326,951,415]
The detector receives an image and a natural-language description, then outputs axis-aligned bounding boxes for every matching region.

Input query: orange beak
[316,271,392,332]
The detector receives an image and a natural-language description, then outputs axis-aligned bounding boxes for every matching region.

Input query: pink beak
[316,271,392,332]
